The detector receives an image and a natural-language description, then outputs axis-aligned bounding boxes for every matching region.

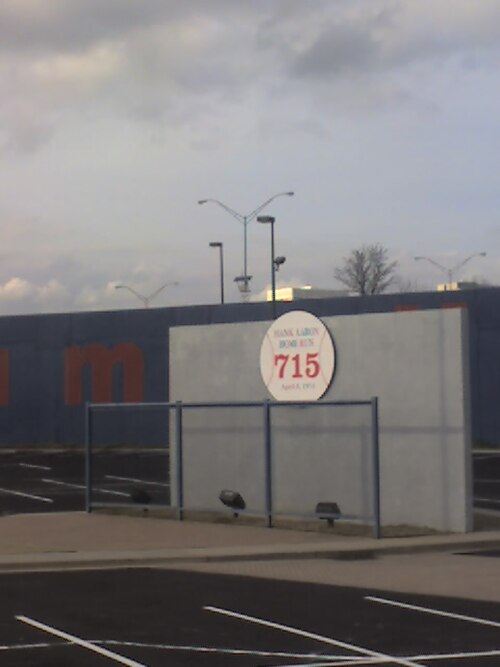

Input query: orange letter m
[64,343,144,406]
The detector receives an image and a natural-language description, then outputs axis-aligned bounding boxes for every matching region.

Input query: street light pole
[198,192,294,299]
[209,241,224,304]
[257,215,277,319]
[115,281,178,308]
[414,253,486,290]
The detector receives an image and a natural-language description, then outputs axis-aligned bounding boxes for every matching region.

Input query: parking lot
[0,448,169,515]
[474,451,500,513]
[1,449,500,666]
[1,566,499,666]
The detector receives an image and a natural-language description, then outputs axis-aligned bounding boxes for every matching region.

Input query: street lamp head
[209,241,222,248]
[274,256,286,271]
[115,285,125,290]
[198,199,208,205]
[285,191,294,196]
[257,215,275,224]
[234,275,252,294]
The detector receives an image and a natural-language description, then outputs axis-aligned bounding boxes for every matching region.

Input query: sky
[1,0,499,314]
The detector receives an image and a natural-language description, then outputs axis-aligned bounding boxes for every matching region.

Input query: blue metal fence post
[264,399,273,528]
[175,401,184,521]
[371,397,381,539]
[84,402,92,513]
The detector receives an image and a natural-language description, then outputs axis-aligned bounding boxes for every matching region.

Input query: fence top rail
[87,398,376,410]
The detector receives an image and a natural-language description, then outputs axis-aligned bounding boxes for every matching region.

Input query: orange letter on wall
[64,343,144,405]
[0,349,8,406]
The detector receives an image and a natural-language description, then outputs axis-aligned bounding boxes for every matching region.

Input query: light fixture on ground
[198,192,294,299]
[219,489,246,518]
[315,501,341,527]
[130,487,152,505]
[257,215,279,319]
[209,241,225,304]
[414,253,486,290]
[115,281,178,308]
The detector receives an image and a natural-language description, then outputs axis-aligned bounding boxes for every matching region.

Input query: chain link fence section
[271,402,377,526]
[85,403,170,511]
[86,398,380,537]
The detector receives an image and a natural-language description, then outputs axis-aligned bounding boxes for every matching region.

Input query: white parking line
[204,605,424,667]
[16,616,147,667]
[0,641,64,651]
[65,640,500,666]
[474,497,500,505]
[411,649,500,662]
[473,454,500,460]
[0,487,53,503]
[366,596,500,629]
[103,640,355,661]
[18,463,52,471]
[106,475,169,488]
[42,478,129,498]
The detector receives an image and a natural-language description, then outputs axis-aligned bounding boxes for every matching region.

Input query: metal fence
[85,398,380,538]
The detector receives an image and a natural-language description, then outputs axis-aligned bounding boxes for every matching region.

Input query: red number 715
[274,353,320,379]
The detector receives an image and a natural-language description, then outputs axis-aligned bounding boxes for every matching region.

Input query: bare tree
[334,244,398,295]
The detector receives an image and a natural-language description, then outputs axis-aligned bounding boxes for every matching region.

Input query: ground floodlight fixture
[130,487,152,505]
[219,489,246,517]
[315,501,341,527]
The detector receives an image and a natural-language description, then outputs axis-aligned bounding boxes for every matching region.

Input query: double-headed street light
[414,252,486,290]
[198,192,294,299]
[209,241,224,304]
[115,281,178,308]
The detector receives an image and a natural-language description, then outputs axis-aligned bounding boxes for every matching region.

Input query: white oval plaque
[260,310,335,401]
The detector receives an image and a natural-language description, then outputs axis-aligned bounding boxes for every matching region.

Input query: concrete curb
[2,531,500,573]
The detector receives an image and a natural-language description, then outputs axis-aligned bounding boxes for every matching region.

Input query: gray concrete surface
[170,309,471,532]
[163,551,500,603]
[1,511,500,576]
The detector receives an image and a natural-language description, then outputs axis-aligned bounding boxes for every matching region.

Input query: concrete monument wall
[169,307,472,532]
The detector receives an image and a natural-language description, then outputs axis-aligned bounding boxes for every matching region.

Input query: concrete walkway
[1,512,500,571]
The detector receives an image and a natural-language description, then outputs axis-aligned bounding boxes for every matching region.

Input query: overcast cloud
[0,1,499,314]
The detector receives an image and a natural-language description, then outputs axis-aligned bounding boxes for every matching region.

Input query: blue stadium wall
[0,287,498,447]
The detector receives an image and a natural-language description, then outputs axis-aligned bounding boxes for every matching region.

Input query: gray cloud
[291,23,380,79]
[0,1,498,316]
[0,1,273,150]
[287,1,500,83]
[0,0,183,55]
[0,0,262,56]
[1,1,500,154]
